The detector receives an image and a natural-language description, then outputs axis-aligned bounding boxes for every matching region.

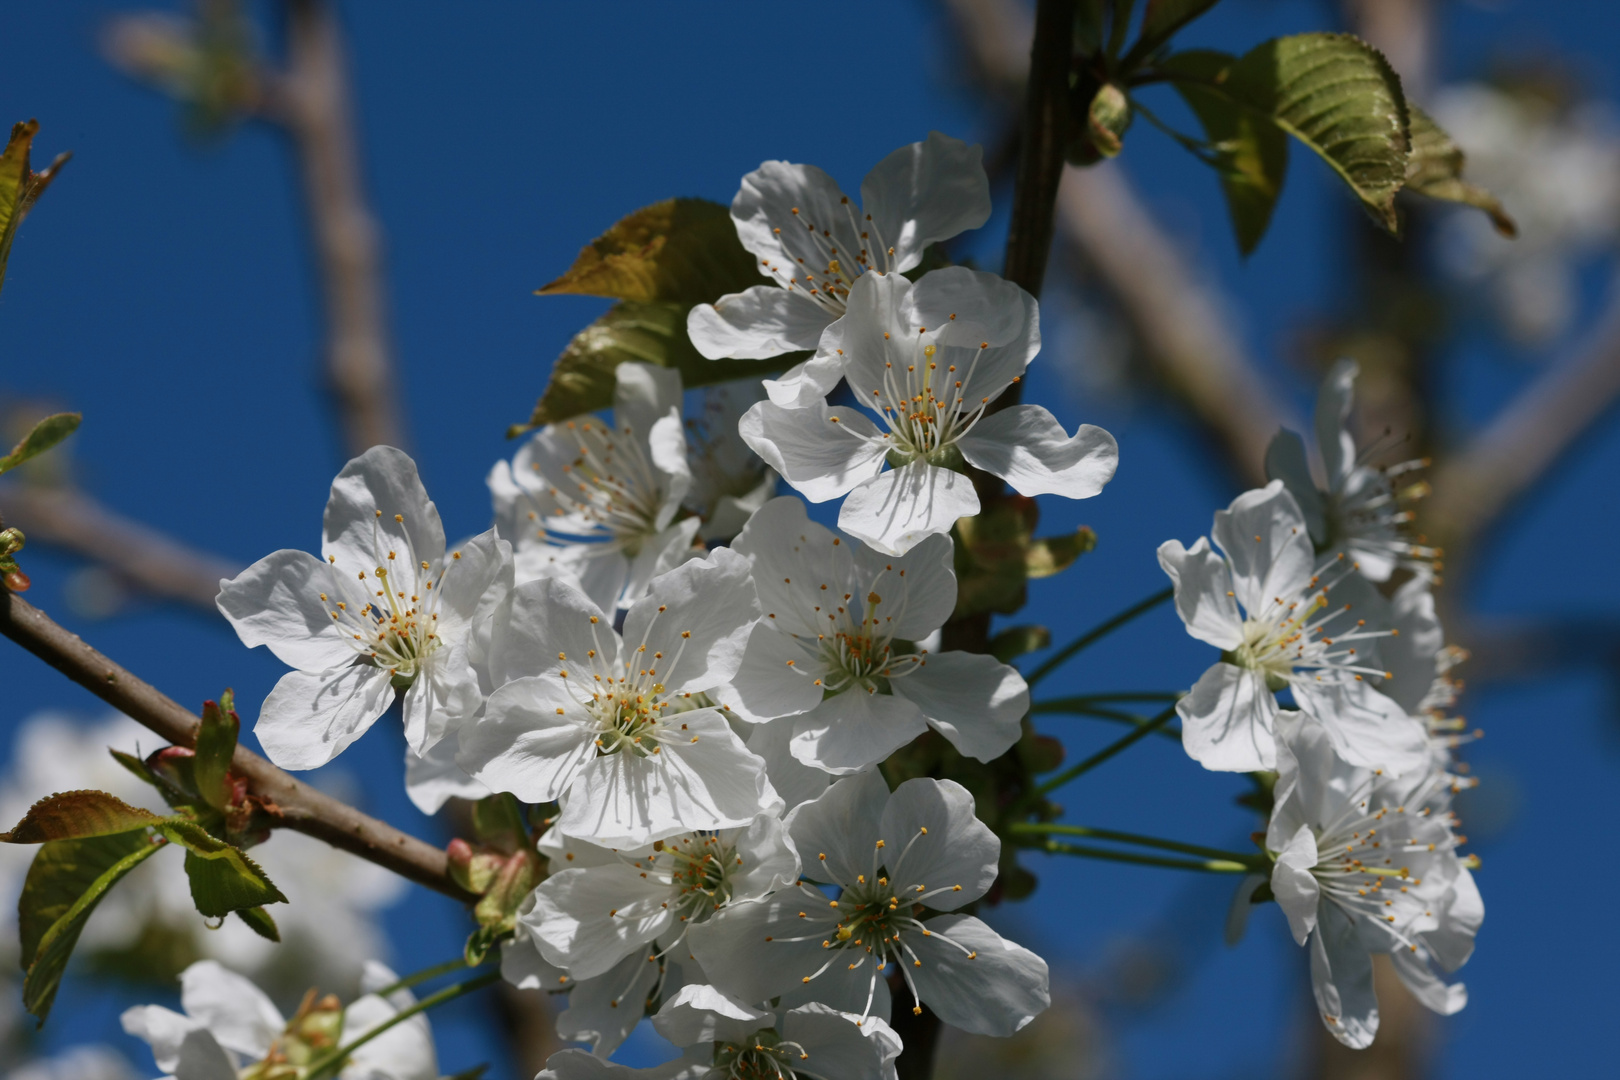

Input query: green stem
[1025,586,1174,687]
[367,956,471,1000]
[1030,838,1258,874]
[1044,691,1183,704]
[1009,822,1263,865]
[1029,698,1184,738]
[1034,703,1179,796]
[307,970,501,1080]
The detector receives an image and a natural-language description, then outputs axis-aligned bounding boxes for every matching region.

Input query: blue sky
[2,2,1617,1077]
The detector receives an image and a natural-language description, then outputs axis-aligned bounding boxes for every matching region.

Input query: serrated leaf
[1027,526,1098,577]
[194,696,239,811]
[158,820,286,918]
[1165,50,1289,254]
[0,120,70,299]
[988,625,1052,664]
[538,198,760,306]
[1,791,160,844]
[235,905,280,942]
[21,833,163,1023]
[0,413,81,477]
[1404,104,1516,236]
[512,301,798,435]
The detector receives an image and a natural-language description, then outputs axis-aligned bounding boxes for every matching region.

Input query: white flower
[537,984,902,1080]
[1264,358,1437,582]
[683,380,777,543]
[1380,580,1481,789]
[1158,481,1431,775]
[687,772,1049,1037]
[740,268,1116,555]
[456,548,780,846]
[523,814,798,980]
[1267,713,1482,1049]
[687,131,992,369]
[120,960,438,1080]
[2,1047,134,1080]
[722,497,1027,772]
[217,446,512,769]
[491,362,700,613]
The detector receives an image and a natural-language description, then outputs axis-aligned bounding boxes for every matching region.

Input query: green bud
[0,527,23,556]
[1087,82,1132,158]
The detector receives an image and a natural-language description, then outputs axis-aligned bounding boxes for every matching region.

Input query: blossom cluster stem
[1025,585,1174,687]
[1029,697,1184,737]
[305,970,502,1080]
[1030,838,1257,874]
[1033,703,1180,796]
[0,591,474,902]
[367,956,477,999]
[1008,822,1262,866]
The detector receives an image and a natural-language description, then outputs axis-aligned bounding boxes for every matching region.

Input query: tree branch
[0,590,471,902]
[0,483,241,612]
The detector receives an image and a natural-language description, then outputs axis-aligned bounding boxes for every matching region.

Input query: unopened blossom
[723,497,1027,772]
[688,772,1049,1037]
[741,268,1117,554]
[121,960,438,1080]
[491,362,699,613]
[456,548,779,846]
[1158,480,1431,775]
[524,813,799,980]
[217,446,512,769]
[688,131,992,377]
[1267,713,1482,1049]
[1265,358,1438,583]
[538,984,901,1080]
[682,380,778,543]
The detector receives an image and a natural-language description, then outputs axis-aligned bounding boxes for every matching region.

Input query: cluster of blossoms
[130,134,1486,1076]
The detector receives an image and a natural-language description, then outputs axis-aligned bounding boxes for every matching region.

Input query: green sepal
[19,832,164,1024]
[463,923,509,967]
[235,905,281,943]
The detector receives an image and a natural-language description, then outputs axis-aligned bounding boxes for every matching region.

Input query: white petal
[488,573,615,688]
[958,406,1117,500]
[785,770,891,886]
[403,737,489,815]
[743,720,830,811]
[1315,358,1361,491]
[622,547,759,694]
[740,400,888,503]
[179,960,283,1059]
[732,496,856,637]
[689,286,834,360]
[891,651,1027,762]
[613,362,684,438]
[859,132,992,272]
[651,983,772,1048]
[1309,906,1379,1049]
[838,462,980,556]
[1176,663,1278,773]
[1388,947,1468,1016]
[321,445,445,574]
[763,352,847,409]
[684,897,843,1008]
[343,993,438,1080]
[1380,578,1445,716]
[732,159,860,268]
[433,528,512,637]
[850,530,957,641]
[1211,480,1316,617]
[1264,428,1328,544]
[554,946,663,1058]
[254,663,394,771]
[879,778,999,908]
[536,1049,706,1080]
[726,624,826,722]
[121,1006,221,1076]
[1156,538,1243,650]
[904,266,1031,351]
[616,517,703,612]
[1271,825,1321,945]
[402,642,482,754]
[500,933,570,992]
[1424,867,1484,972]
[216,549,357,672]
[456,677,595,803]
[726,813,802,901]
[1293,679,1433,776]
[647,410,693,515]
[781,1003,896,1080]
[527,866,676,980]
[905,914,1050,1037]
[557,710,776,847]
[790,690,929,775]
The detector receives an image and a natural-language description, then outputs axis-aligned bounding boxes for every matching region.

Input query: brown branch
[1055,166,1301,485]
[271,0,406,456]
[1001,0,1076,298]
[0,483,241,612]
[0,590,471,902]
[1426,297,1620,564]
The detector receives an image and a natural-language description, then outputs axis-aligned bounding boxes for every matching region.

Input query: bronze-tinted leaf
[1,790,160,844]
[1405,104,1516,236]
[537,198,760,306]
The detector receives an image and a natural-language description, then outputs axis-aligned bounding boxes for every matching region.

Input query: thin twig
[1008,821,1262,865]
[1027,838,1254,874]
[0,591,471,902]
[1025,586,1173,687]
[1034,703,1180,796]
[0,483,242,612]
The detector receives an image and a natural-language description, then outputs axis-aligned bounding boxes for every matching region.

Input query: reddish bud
[4,570,30,592]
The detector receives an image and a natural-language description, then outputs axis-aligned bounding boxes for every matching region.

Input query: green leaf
[1166,34,1410,233]
[1128,0,1222,65]
[1027,526,1098,578]
[1,791,160,844]
[1404,104,1516,236]
[20,832,163,1023]
[1164,50,1289,254]
[0,120,70,299]
[510,301,797,435]
[194,694,240,811]
[157,819,286,918]
[471,793,526,854]
[235,905,280,942]
[463,923,507,967]
[0,413,81,477]
[537,198,760,306]
[988,625,1052,664]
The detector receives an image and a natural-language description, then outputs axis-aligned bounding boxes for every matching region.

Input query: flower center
[1220,560,1392,690]
[322,511,455,686]
[558,607,697,758]
[790,584,927,697]
[712,1029,811,1080]
[522,419,669,558]
[761,196,894,316]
